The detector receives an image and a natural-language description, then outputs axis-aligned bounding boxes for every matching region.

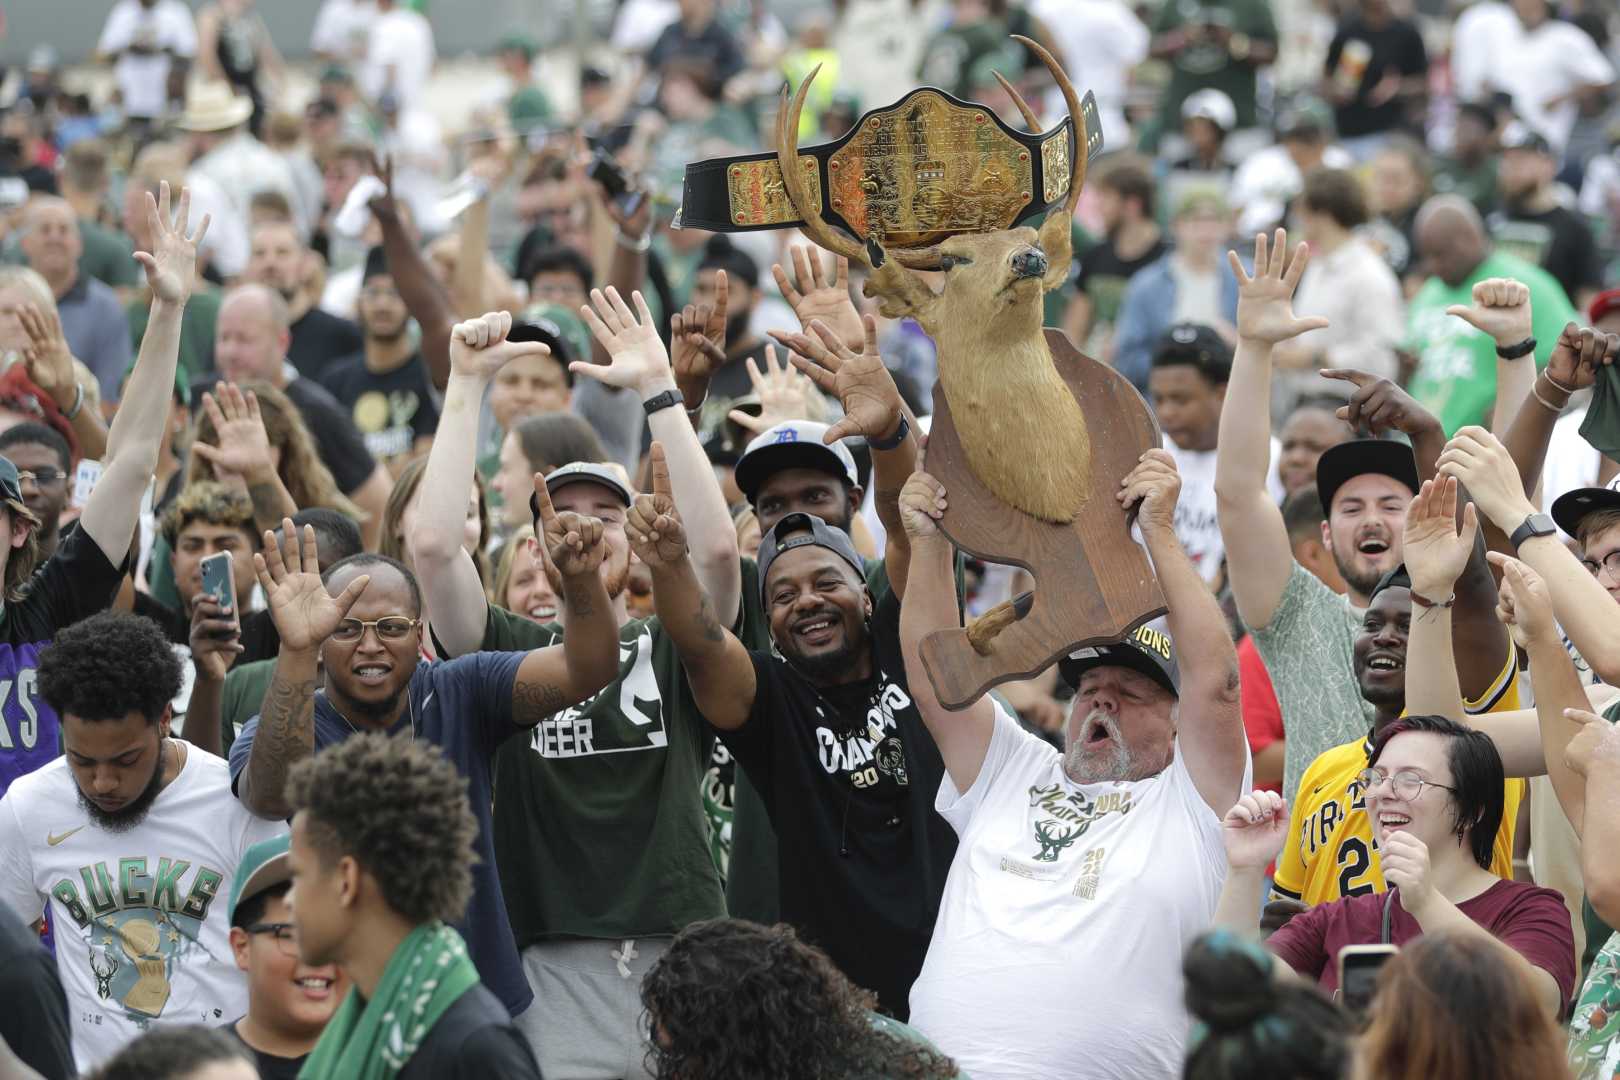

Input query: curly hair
[89,1024,253,1080]
[159,481,256,550]
[285,733,477,925]
[379,455,491,589]
[641,919,961,1080]
[185,380,360,519]
[1182,930,1351,1080]
[37,612,182,723]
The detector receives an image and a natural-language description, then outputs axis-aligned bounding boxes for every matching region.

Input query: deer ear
[861,261,940,332]
[1038,211,1075,292]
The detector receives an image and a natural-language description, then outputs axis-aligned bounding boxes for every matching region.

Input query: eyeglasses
[17,467,66,488]
[1354,768,1456,801]
[331,616,420,643]
[1582,550,1620,580]
[243,921,299,958]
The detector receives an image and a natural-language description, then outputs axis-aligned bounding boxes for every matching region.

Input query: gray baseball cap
[757,512,865,604]
[734,421,859,503]
[530,461,633,523]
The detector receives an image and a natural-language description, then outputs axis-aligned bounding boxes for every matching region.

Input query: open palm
[774,247,865,352]
[1229,229,1329,345]
[137,182,208,306]
[577,287,669,390]
[773,315,900,444]
[1401,477,1477,596]
[193,383,274,483]
[254,521,369,652]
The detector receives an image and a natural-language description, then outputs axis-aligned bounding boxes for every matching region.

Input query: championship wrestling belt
[677,88,1104,249]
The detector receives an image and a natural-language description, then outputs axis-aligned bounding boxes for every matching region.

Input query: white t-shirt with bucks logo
[0,748,284,1071]
[909,703,1243,1080]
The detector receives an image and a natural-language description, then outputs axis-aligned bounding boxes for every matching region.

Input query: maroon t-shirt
[1266,879,1577,1011]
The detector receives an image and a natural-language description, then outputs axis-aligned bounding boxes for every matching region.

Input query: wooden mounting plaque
[920,328,1168,709]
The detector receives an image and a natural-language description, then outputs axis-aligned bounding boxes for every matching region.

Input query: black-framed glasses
[1582,550,1620,580]
[1354,768,1456,801]
[243,921,299,958]
[17,467,66,488]
[332,616,420,643]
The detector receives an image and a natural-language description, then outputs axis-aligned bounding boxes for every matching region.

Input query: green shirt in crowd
[127,284,221,388]
[79,219,141,290]
[1151,0,1278,135]
[1404,250,1575,435]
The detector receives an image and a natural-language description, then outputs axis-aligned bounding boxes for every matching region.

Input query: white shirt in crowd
[1453,3,1614,153]
[0,750,285,1072]
[1281,234,1405,404]
[1545,403,1604,539]
[360,5,437,109]
[910,704,1244,1080]
[1163,436,1285,585]
[190,133,304,246]
[176,169,249,280]
[310,0,378,60]
[96,0,198,121]
[1230,144,1354,237]
[1030,0,1148,141]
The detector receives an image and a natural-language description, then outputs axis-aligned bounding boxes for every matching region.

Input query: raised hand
[1228,229,1330,346]
[188,593,243,683]
[254,520,370,653]
[1320,368,1442,440]
[773,246,865,353]
[135,181,209,306]
[1487,552,1558,650]
[577,287,671,394]
[1563,707,1620,778]
[16,303,76,401]
[1445,277,1532,348]
[1436,426,1536,531]
[365,152,400,222]
[533,472,608,579]
[1117,449,1181,533]
[772,314,903,445]
[1401,477,1478,600]
[626,442,688,568]
[1222,790,1289,871]
[449,310,552,382]
[1543,321,1620,396]
[727,345,824,434]
[191,383,275,486]
[899,463,947,540]
[670,269,727,387]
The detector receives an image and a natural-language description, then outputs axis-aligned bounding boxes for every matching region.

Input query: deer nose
[1011,248,1048,280]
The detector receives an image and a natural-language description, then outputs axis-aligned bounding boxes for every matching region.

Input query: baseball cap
[0,454,31,518]
[1276,98,1333,140]
[1152,323,1232,378]
[734,421,860,503]
[1369,563,1412,603]
[229,833,291,925]
[496,32,539,60]
[1059,624,1181,698]
[1589,287,1620,325]
[1500,122,1552,156]
[530,461,633,524]
[757,512,865,604]
[1315,439,1420,515]
[1551,476,1620,538]
[1181,88,1236,132]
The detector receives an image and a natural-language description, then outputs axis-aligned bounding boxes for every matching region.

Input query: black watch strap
[868,414,910,451]
[1497,337,1536,360]
[1509,512,1557,548]
[643,388,684,416]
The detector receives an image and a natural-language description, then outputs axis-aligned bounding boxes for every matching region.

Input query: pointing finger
[648,441,672,500]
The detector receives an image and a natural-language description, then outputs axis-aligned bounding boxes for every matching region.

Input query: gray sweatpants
[516,937,670,1080]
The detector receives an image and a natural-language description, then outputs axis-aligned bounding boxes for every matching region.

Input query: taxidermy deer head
[776,36,1094,524]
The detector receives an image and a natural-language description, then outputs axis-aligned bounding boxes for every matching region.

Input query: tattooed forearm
[248,479,298,533]
[694,591,725,644]
[513,680,567,724]
[242,666,317,820]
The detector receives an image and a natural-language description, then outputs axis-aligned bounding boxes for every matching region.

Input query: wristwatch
[643,388,684,416]
[869,414,910,452]
[1509,512,1557,549]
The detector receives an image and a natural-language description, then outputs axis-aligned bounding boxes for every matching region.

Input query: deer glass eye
[940,255,971,271]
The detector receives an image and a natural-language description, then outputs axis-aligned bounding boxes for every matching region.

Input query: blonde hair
[0,266,57,311]
[492,525,537,608]
[380,456,491,589]
[185,381,361,518]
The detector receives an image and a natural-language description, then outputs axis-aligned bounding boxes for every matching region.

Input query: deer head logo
[1032,818,1083,862]
[773,36,1094,525]
[89,942,119,999]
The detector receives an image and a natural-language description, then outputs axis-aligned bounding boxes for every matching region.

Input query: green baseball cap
[229,833,292,926]
[497,32,539,60]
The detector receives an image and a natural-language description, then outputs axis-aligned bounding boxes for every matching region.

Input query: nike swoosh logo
[47,826,85,846]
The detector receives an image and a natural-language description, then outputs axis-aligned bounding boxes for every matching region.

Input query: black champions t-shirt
[719,587,956,1020]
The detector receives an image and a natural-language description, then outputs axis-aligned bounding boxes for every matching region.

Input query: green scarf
[1580,361,1620,459]
[299,922,480,1080]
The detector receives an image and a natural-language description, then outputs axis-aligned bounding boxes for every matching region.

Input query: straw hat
[177,81,253,133]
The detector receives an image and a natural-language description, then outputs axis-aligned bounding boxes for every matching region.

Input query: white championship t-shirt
[1163,437,1285,585]
[0,749,285,1072]
[909,704,1244,1080]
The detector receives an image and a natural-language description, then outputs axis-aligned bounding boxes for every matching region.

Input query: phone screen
[200,551,235,617]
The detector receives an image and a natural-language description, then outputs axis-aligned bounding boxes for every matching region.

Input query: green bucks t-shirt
[481,604,727,943]
[1151,0,1278,132]
[1404,250,1576,435]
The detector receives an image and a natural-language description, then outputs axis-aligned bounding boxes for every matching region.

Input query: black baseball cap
[1315,439,1420,515]
[1369,563,1412,602]
[529,461,633,524]
[1059,624,1180,699]
[1500,122,1553,156]
[1551,476,1620,539]
[757,512,864,604]
[1151,322,1232,381]
[734,421,860,504]
[0,454,34,522]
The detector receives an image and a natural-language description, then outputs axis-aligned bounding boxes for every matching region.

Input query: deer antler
[777,67,947,271]
[1012,34,1087,217]
[992,70,1042,134]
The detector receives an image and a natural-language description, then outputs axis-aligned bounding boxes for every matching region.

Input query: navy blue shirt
[230,652,532,1016]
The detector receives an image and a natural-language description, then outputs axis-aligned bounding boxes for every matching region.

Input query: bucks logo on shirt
[55,856,225,1019]
[1024,785,1133,866]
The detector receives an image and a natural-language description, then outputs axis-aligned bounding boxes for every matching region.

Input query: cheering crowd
[3,0,1620,1077]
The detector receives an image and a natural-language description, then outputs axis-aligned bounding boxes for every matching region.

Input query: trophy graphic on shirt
[96,913,174,1018]
[679,38,1167,708]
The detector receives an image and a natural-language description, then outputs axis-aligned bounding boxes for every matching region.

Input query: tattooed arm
[237,647,318,820]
